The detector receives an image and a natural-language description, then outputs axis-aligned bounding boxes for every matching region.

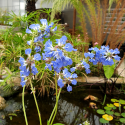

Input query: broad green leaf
[99,118,109,123]
[121,113,125,117]
[97,109,105,114]
[114,112,121,116]
[119,99,125,104]
[103,60,115,79]
[107,104,114,107]
[105,110,114,115]
[123,106,125,109]
[53,123,64,125]
[111,99,119,102]
[104,106,112,110]
[120,118,125,123]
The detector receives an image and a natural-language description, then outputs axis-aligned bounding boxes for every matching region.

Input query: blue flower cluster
[18,48,41,87]
[84,45,120,66]
[26,19,57,45]
[42,35,80,92]
[19,19,57,87]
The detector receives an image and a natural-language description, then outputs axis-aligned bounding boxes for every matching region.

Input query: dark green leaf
[121,113,125,117]
[120,118,125,123]
[114,112,121,116]
[99,118,109,123]
[119,99,125,104]
[105,110,114,115]
[113,106,116,109]
[97,109,105,114]
[104,106,112,110]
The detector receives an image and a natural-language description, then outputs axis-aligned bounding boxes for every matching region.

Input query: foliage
[41,0,125,51]
[0,8,9,25]
[103,59,115,79]
[97,98,125,124]
[0,9,63,96]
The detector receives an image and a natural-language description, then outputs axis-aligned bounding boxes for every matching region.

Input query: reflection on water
[0,89,121,125]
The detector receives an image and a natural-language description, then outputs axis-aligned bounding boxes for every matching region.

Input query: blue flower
[49,22,54,27]
[35,46,41,52]
[29,24,40,31]
[26,28,32,34]
[34,37,38,43]
[70,67,76,72]
[84,52,94,58]
[45,63,52,71]
[85,68,91,74]
[70,73,78,78]
[40,19,48,26]
[57,78,64,88]
[71,79,77,85]
[52,26,57,32]
[113,55,120,61]
[63,68,71,78]
[67,85,72,92]
[53,49,64,59]
[56,35,67,46]
[64,43,74,52]
[20,80,26,87]
[25,48,31,55]
[31,66,38,75]
[34,53,41,61]
[18,57,25,65]
[27,40,31,45]
[44,39,54,52]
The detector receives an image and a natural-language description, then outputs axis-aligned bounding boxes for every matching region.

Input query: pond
[0,87,124,125]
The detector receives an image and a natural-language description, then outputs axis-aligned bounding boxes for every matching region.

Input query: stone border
[76,76,125,84]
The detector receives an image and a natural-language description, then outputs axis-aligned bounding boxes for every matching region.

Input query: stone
[0,96,6,110]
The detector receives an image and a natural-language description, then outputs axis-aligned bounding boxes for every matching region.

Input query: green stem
[30,78,42,125]
[22,85,28,125]
[50,72,58,125]
[119,102,121,113]
[102,94,106,105]
[48,88,62,124]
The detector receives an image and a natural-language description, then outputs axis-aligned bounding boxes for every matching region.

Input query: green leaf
[113,106,116,109]
[119,99,125,104]
[53,123,64,125]
[104,106,112,110]
[47,120,50,125]
[103,60,115,79]
[107,104,114,107]
[97,109,105,114]
[9,116,12,120]
[105,110,114,115]
[120,118,125,123]
[8,113,17,116]
[123,106,125,109]
[114,112,121,116]
[111,99,119,102]
[121,113,125,117]
[99,118,109,123]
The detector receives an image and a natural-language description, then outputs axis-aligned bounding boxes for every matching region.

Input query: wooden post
[72,8,76,36]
